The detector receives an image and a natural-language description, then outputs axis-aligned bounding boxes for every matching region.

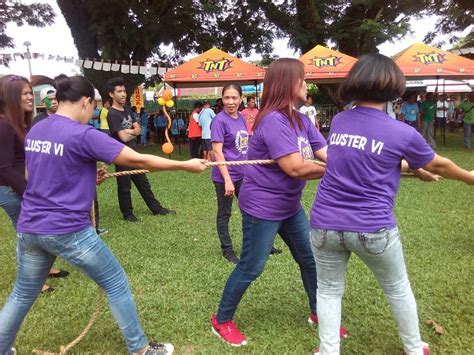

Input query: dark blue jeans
[216,208,317,322]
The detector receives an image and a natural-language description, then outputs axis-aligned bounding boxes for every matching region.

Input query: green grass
[1,132,473,354]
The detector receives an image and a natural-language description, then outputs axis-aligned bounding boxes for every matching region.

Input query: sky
[0,0,471,78]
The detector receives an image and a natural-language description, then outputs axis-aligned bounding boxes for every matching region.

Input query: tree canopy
[57,0,472,95]
[0,1,55,49]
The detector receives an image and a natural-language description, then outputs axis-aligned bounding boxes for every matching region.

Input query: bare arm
[277,152,325,180]
[314,146,327,163]
[422,154,474,185]
[401,160,439,181]
[113,146,207,173]
[212,142,235,196]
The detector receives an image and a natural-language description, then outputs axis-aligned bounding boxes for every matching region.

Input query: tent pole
[173,84,181,157]
[443,78,446,146]
[255,80,259,108]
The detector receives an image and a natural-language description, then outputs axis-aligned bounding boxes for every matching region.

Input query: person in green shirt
[419,92,437,149]
[457,92,474,149]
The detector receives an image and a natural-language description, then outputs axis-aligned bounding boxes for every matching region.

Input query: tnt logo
[310,55,341,68]
[413,52,447,65]
[199,58,233,72]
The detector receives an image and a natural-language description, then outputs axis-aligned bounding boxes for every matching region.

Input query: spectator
[106,77,175,222]
[456,92,474,149]
[436,93,449,138]
[154,110,167,145]
[240,95,259,135]
[299,94,319,129]
[99,97,112,135]
[198,101,216,160]
[188,102,203,158]
[0,74,67,294]
[400,92,420,129]
[140,107,150,146]
[32,85,58,125]
[419,92,437,149]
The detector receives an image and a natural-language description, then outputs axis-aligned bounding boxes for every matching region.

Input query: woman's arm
[277,152,325,180]
[212,142,235,196]
[422,154,474,185]
[113,146,206,173]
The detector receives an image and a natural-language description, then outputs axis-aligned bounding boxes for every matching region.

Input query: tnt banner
[299,45,357,82]
[392,42,474,79]
[164,47,266,85]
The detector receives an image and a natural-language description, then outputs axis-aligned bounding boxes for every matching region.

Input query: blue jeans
[0,186,22,228]
[0,227,148,354]
[216,209,317,322]
[464,123,473,149]
[311,228,424,355]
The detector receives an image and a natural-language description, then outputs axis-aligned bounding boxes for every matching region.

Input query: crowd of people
[0,53,473,355]
[386,91,473,150]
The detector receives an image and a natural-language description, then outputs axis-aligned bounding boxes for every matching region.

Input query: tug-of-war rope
[31,158,422,354]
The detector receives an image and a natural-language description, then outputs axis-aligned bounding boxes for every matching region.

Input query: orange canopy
[299,45,357,83]
[164,48,265,88]
[392,42,474,79]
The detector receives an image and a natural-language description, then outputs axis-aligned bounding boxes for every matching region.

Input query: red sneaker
[211,314,247,347]
[404,342,430,355]
[308,313,348,338]
[312,349,320,355]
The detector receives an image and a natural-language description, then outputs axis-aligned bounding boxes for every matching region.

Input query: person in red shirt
[240,95,258,136]
[188,101,203,158]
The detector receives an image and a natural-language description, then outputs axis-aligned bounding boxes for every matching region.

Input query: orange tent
[392,42,474,79]
[299,45,357,83]
[164,48,265,88]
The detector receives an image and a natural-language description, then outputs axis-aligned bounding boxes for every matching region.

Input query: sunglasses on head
[9,75,26,82]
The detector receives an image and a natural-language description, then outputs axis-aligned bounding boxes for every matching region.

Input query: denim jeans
[213,180,242,252]
[464,123,473,149]
[216,209,317,323]
[311,227,424,355]
[0,227,148,354]
[0,186,22,228]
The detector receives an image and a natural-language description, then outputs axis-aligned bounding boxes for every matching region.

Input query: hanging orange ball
[162,90,173,101]
[162,142,174,154]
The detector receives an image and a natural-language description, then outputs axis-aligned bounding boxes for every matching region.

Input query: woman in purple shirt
[0,75,206,355]
[310,54,474,355]
[211,59,346,347]
[210,84,249,264]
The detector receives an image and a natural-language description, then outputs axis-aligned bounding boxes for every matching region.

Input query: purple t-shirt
[210,111,249,183]
[311,106,435,232]
[17,114,124,234]
[239,111,327,221]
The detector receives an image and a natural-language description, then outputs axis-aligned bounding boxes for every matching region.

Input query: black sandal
[48,270,69,278]
[41,285,55,293]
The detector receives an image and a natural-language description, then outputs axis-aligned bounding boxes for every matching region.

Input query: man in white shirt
[299,94,319,129]
[436,93,449,144]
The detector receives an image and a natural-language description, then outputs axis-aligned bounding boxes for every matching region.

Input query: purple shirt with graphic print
[239,111,326,221]
[17,115,124,234]
[210,111,249,183]
[310,106,435,232]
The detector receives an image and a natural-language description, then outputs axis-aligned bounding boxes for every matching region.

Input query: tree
[57,0,277,96]
[251,0,432,57]
[0,1,55,49]
[424,0,474,47]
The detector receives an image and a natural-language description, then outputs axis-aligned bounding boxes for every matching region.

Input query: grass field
[0,132,473,354]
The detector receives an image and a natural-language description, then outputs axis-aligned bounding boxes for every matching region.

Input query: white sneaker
[140,342,174,354]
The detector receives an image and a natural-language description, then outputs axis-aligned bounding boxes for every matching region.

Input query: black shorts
[202,139,212,151]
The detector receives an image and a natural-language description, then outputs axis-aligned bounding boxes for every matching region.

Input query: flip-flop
[41,285,55,293]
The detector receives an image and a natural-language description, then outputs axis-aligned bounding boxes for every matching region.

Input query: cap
[40,86,56,101]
